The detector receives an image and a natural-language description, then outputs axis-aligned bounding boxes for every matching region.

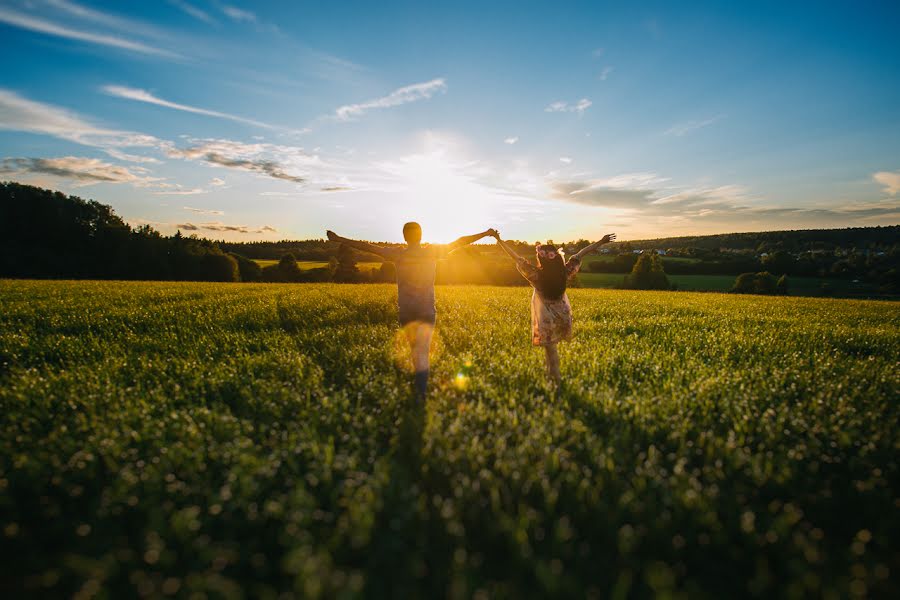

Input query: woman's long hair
[535,244,568,300]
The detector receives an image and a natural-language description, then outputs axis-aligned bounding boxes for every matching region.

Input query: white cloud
[548,172,900,229]
[0,88,172,161]
[0,90,355,188]
[873,170,900,196]
[102,85,283,130]
[167,138,326,183]
[665,116,722,136]
[599,66,614,81]
[210,177,226,186]
[559,157,572,164]
[545,98,592,114]
[168,0,215,24]
[0,156,160,186]
[504,136,519,145]
[152,188,208,195]
[333,78,447,121]
[221,5,257,23]
[184,206,223,214]
[177,221,276,234]
[0,7,175,57]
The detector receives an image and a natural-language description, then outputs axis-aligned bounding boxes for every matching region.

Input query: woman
[493,231,616,383]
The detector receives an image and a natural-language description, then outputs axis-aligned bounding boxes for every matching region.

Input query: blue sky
[1,0,898,242]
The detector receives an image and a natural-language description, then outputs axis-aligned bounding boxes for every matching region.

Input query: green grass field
[253,259,382,272]
[1,281,897,598]
[577,272,880,296]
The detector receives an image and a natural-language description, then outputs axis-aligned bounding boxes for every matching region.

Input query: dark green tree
[623,253,670,290]
[333,243,361,283]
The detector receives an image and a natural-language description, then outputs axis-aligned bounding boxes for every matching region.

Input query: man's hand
[326,230,341,242]
[601,233,617,244]
[487,228,499,239]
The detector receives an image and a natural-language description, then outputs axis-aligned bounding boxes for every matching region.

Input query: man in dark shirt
[327,223,495,399]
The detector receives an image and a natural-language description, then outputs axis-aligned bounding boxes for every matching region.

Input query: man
[326,223,495,399]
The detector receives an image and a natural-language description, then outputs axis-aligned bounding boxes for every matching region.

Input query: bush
[623,253,670,290]
[229,252,263,282]
[731,271,779,295]
[262,253,304,282]
[776,274,789,295]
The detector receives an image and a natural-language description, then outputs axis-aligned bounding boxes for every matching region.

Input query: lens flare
[453,358,475,390]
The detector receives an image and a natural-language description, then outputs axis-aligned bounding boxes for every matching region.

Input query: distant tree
[200,253,240,282]
[262,253,304,282]
[228,252,263,282]
[731,272,778,295]
[372,261,396,283]
[333,243,362,283]
[761,251,795,275]
[776,274,789,295]
[623,253,670,290]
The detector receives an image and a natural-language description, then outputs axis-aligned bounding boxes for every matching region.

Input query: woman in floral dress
[493,231,616,383]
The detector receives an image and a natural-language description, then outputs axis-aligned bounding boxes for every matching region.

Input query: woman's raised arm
[570,233,616,262]
[494,234,525,264]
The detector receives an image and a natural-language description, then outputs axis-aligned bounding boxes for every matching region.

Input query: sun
[380,146,499,243]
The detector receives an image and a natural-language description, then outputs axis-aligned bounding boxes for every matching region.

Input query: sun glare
[380,146,499,243]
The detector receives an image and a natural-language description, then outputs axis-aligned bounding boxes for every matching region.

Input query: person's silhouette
[327,223,495,399]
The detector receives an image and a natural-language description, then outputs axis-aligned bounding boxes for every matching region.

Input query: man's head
[402,222,422,245]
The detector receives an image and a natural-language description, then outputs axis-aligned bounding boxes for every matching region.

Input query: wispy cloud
[184,206,223,214]
[221,5,257,23]
[545,98,592,114]
[168,0,216,24]
[152,188,208,195]
[599,66,614,81]
[210,177,226,186]
[665,116,723,136]
[0,156,159,186]
[874,170,900,196]
[333,78,447,121]
[549,172,900,228]
[102,85,284,130]
[177,221,276,234]
[559,157,572,164]
[0,88,171,161]
[168,139,319,183]
[0,7,176,57]
[504,136,519,145]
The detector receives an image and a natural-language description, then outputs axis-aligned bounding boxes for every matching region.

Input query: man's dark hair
[403,222,422,245]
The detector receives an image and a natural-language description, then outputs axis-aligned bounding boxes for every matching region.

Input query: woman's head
[535,243,567,299]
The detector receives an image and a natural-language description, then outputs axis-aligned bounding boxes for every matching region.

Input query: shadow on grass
[363,393,429,597]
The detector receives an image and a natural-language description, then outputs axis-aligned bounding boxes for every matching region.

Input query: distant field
[253,259,382,271]
[578,272,881,296]
[1,281,897,597]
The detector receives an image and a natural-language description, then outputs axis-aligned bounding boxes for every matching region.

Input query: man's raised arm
[326,230,395,259]
[446,228,497,253]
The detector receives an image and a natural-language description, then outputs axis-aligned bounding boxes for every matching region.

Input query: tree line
[2,182,897,293]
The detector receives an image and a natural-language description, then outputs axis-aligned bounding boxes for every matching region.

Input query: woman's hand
[326,230,341,242]
[601,233,617,244]
[487,228,500,240]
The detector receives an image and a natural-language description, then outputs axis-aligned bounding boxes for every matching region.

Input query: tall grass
[1,281,896,598]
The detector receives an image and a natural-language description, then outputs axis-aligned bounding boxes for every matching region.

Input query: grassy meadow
[253,260,382,272]
[0,280,897,598]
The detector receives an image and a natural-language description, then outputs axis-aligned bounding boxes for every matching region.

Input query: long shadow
[363,392,428,598]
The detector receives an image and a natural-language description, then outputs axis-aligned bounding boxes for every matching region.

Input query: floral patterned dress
[515,256,582,346]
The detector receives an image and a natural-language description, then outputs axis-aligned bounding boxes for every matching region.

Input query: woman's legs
[544,343,561,384]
